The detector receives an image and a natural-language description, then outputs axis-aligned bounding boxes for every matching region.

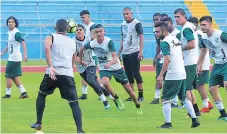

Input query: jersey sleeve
[108,40,116,52]
[176,33,181,40]
[84,42,91,49]
[15,32,24,43]
[221,32,227,43]
[183,28,194,42]
[160,41,170,56]
[135,22,143,35]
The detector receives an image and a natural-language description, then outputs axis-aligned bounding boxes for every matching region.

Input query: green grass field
[1,72,227,133]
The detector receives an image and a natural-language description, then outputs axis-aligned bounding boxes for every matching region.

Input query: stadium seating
[1,0,226,59]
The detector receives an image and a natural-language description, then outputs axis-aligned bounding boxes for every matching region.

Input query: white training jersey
[162,35,186,80]
[121,18,142,54]
[83,21,95,41]
[74,36,96,73]
[45,33,76,77]
[88,36,122,71]
[197,30,210,70]
[181,21,199,66]
[7,28,22,61]
[201,29,227,64]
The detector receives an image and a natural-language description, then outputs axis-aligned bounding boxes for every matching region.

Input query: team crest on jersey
[215,37,219,43]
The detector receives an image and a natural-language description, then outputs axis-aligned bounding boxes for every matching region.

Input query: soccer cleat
[136,107,143,115]
[138,97,144,102]
[30,122,42,130]
[124,97,132,102]
[191,118,200,128]
[114,98,124,111]
[103,101,110,110]
[77,130,85,134]
[217,116,227,121]
[208,101,214,110]
[200,107,210,113]
[157,123,173,129]
[171,103,179,108]
[2,95,11,99]
[150,98,159,104]
[18,92,28,99]
[79,94,87,100]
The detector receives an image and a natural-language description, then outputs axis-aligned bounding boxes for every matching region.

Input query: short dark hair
[77,24,85,31]
[80,10,90,16]
[199,16,212,23]
[56,19,68,32]
[161,17,173,24]
[6,16,19,27]
[90,24,97,31]
[94,24,104,29]
[174,8,186,15]
[154,22,169,32]
[161,13,168,18]
[123,7,131,11]
[153,13,162,17]
[188,17,199,25]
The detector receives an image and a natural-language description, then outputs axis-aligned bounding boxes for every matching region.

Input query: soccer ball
[67,19,77,33]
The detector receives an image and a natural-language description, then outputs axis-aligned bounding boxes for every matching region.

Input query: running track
[0,65,156,72]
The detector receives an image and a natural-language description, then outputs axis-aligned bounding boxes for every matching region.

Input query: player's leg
[12,77,28,99]
[2,77,13,98]
[150,63,162,104]
[82,66,110,109]
[56,75,84,132]
[157,80,182,129]
[79,79,88,99]
[30,74,56,130]
[100,70,124,110]
[122,54,135,102]
[131,51,144,101]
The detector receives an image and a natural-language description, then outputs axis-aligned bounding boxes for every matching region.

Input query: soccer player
[74,24,111,109]
[188,17,214,113]
[79,24,142,114]
[79,10,96,99]
[174,8,201,116]
[1,16,28,99]
[162,17,181,108]
[118,7,144,102]
[150,13,163,104]
[155,22,200,128]
[197,16,227,121]
[30,19,84,133]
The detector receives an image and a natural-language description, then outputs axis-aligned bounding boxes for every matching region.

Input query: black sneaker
[30,122,42,130]
[138,97,144,102]
[18,92,28,99]
[157,123,173,129]
[2,95,11,99]
[150,98,159,104]
[77,130,85,134]
[171,103,179,108]
[191,118,200,128]
[79,94,87,100]
[124,97,132,102]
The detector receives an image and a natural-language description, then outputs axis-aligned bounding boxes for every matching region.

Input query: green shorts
[209,63,227,87]
[100,68,129,85]
[196,70,209,86]
[162,80,184,100]
[5,61,22,78]
[183,64,197,90]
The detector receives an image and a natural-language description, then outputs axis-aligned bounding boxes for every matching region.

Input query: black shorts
[39,74,78,101]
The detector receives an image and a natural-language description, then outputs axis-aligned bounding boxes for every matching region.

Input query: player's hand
[79,59,87,66]
[104,63,111,69]
[49,67,57,80]
[75,57,80,63]
[138,50,143,61]
[157,75,163,84]
[23,55,28,62]
[196,64,203,76]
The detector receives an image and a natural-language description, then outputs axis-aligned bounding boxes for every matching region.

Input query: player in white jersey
[188,17,214,113]
[118,7,144,102]
[74,24,112,109]
[79,24,142,114]
[150,13,163,104]
[79,10,96,99]
[1,16,28,99]
[197,16,227,121]
[155,22,200,128]
[30,19,84,133]
[174,8,201,117]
